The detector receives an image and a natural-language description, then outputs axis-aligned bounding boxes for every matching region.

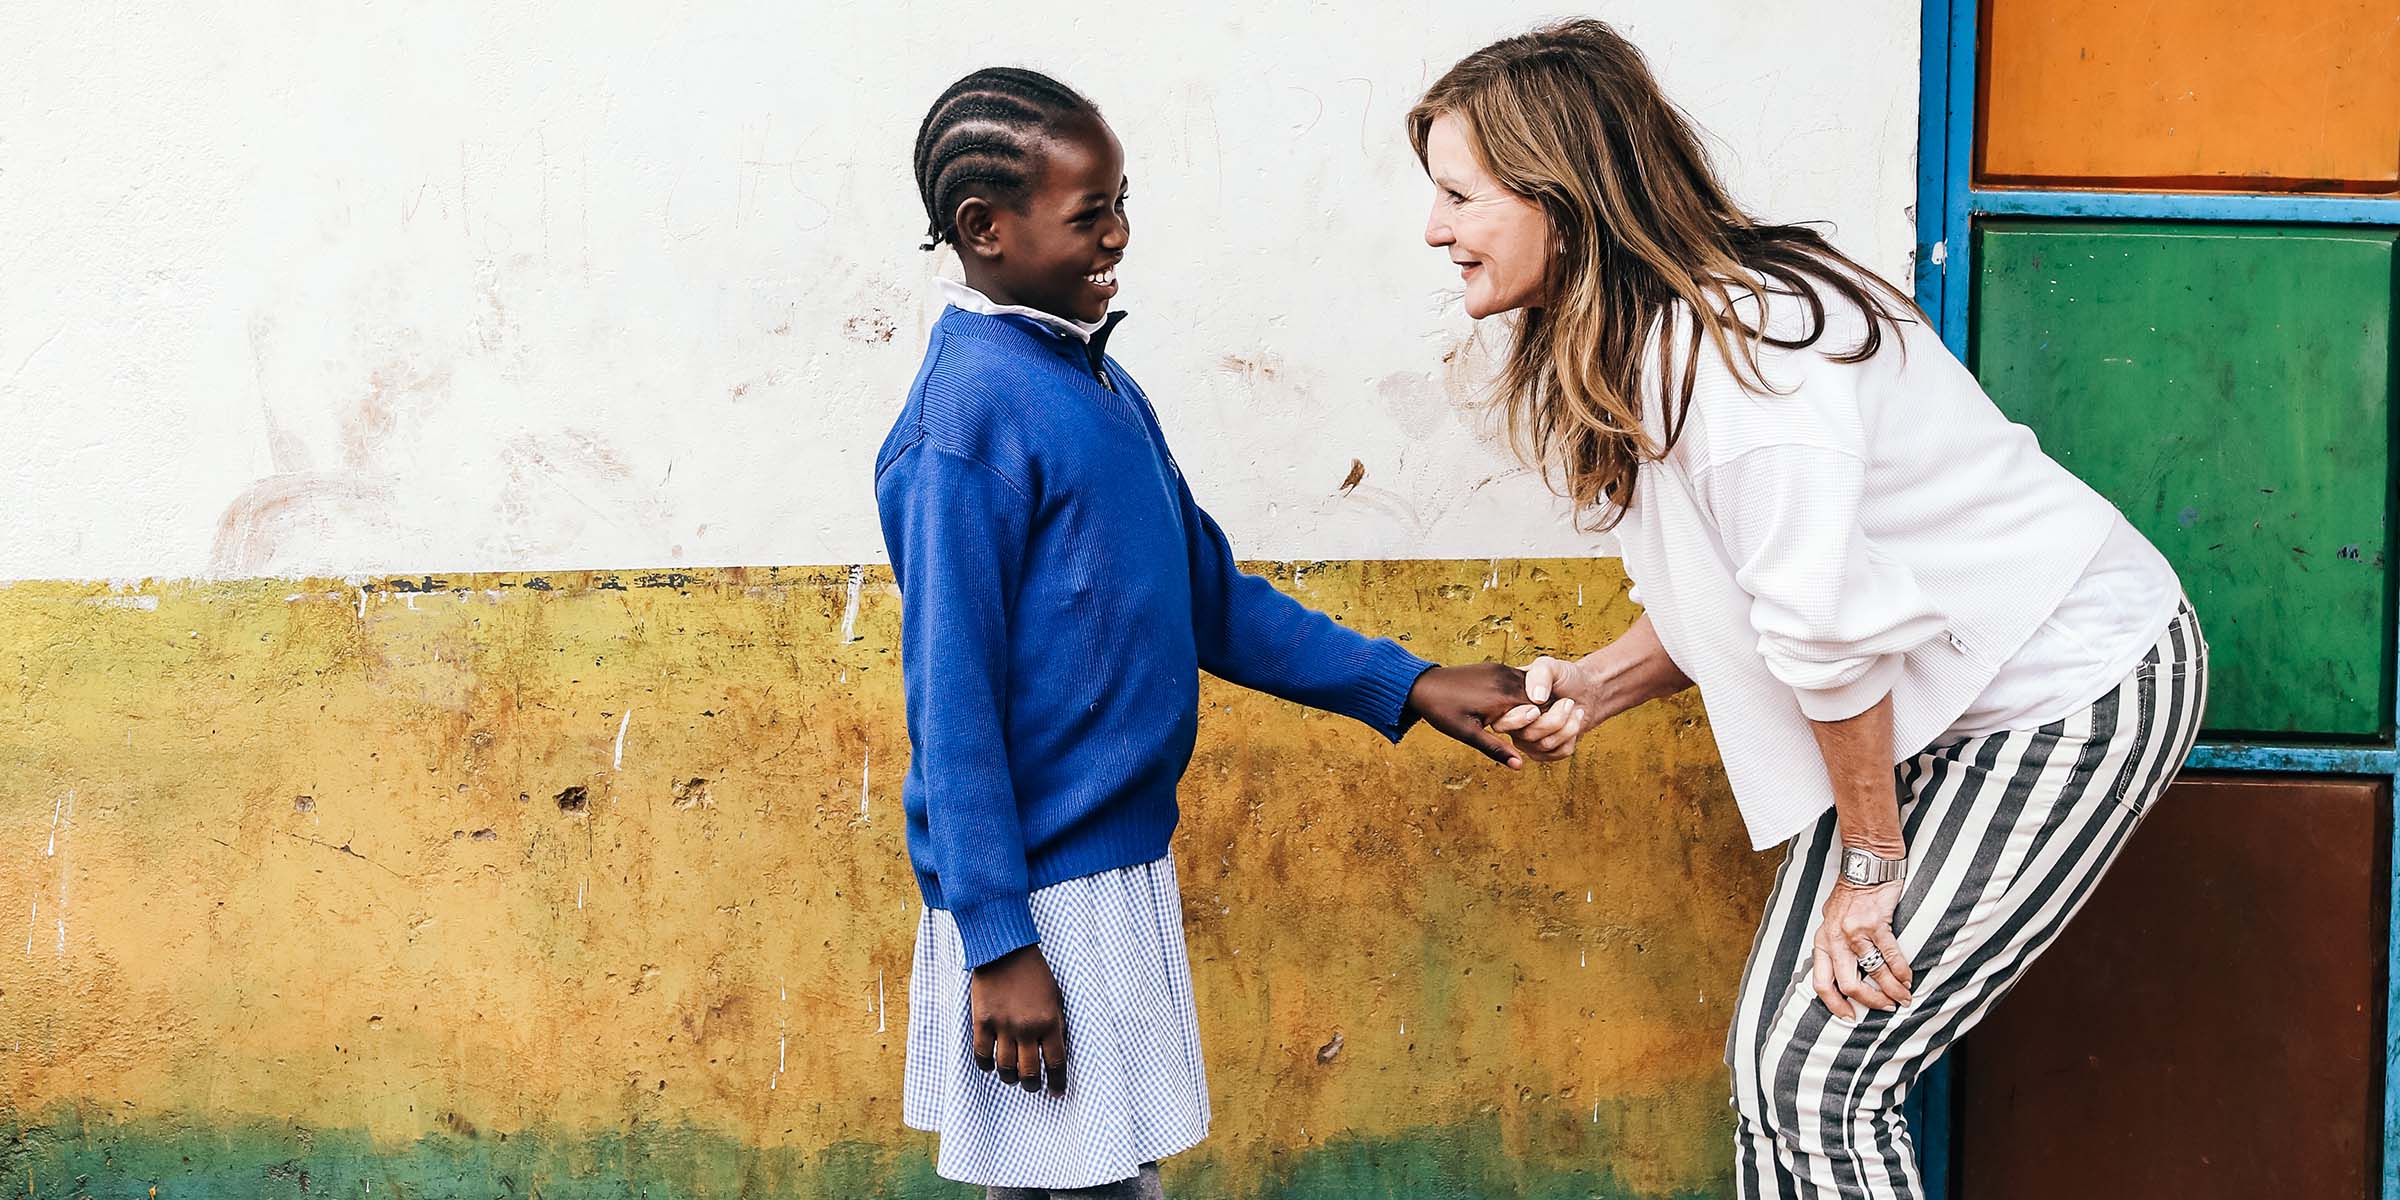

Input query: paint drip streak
[839,565,864,642]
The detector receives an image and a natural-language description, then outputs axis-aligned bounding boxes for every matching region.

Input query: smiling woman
[1416,19,2207,1200]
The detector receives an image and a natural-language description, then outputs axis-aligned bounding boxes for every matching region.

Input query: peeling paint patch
[1337,460,1366,495]
[841,311,898,344]
[839,565,864,642]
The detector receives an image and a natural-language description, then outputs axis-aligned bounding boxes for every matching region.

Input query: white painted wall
[0,2,1917,581]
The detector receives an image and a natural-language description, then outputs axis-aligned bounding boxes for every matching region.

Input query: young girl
[875,68,1540,1199]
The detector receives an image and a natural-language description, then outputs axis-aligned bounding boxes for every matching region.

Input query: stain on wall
[1,559,1771,1198]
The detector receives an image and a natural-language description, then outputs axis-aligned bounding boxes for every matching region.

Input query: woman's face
[1422,114,1554,319]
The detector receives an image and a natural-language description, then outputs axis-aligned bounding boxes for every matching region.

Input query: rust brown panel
[1958,774,2385,1198]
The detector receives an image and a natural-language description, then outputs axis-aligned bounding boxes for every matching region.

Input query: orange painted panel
[1978,0,2400,192]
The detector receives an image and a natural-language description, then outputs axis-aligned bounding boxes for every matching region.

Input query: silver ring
[1856,949,1886,976]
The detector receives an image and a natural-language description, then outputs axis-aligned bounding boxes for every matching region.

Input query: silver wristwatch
[1840,846,1906,886]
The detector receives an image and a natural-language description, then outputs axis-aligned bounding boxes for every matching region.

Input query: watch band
[1840,846,1907,886]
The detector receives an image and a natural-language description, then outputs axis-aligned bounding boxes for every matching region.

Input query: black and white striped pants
[1728,602,2206,1199]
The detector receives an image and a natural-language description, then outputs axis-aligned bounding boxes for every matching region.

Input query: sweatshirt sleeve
[1175,474,1433,740]
[1680,290,1958,724]
[875,437,1040,968]
[1694,440,1947,720]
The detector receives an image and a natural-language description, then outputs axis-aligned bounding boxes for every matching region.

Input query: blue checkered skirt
[904,854,1210,1189]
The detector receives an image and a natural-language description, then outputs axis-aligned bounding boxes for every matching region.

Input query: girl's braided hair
[913,67,1102,251]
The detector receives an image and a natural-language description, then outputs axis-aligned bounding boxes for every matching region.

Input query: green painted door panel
[1973,220,2396,738]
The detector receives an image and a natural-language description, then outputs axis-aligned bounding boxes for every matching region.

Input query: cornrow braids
[912,67,1102,250]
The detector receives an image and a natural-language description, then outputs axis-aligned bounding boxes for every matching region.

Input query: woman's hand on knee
[1810,880,1915,1019]
[1491,656,1593,762]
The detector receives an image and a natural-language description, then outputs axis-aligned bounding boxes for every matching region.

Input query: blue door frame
[1911,0,2400,1194]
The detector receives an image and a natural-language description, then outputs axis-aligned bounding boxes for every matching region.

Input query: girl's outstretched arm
[1173,473,1527,763]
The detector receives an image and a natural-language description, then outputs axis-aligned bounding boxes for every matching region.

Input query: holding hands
[1491,656,1599,762]
[1406,655,1606,768]
[1488,616,1695,765]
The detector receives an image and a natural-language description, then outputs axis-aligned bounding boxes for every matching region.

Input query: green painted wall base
[4,1103,1727,1200]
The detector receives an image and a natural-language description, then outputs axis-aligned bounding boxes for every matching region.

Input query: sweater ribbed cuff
[1792,653,1905,722]
[1356,641,1439,743]
[952,892,1041,970]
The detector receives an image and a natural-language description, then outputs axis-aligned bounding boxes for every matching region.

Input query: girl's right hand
[1491,655,1595,762]
[969,943,1069,1096]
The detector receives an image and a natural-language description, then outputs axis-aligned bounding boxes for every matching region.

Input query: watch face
[1840,849,1890,884]
[1843,849,1900,888]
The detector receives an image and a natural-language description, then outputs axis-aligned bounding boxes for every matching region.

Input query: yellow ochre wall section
[2,559,1773,1198]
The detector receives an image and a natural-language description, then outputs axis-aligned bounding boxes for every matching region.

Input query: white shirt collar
[937,277,1108,344]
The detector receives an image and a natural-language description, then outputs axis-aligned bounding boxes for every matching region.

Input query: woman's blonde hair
[1408,19,1922,529]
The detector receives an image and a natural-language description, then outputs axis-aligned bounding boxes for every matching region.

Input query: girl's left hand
[1406,663,1533,768]
[1810,879,1915,1019]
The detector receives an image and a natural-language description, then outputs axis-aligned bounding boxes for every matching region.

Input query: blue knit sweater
[872,307,1434,968]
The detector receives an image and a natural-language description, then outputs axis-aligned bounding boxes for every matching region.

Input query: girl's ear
[954,197,1003,261]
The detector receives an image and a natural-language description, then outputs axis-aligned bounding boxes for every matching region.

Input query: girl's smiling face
[956,115,1130,324]
[1421,113,1554,319]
